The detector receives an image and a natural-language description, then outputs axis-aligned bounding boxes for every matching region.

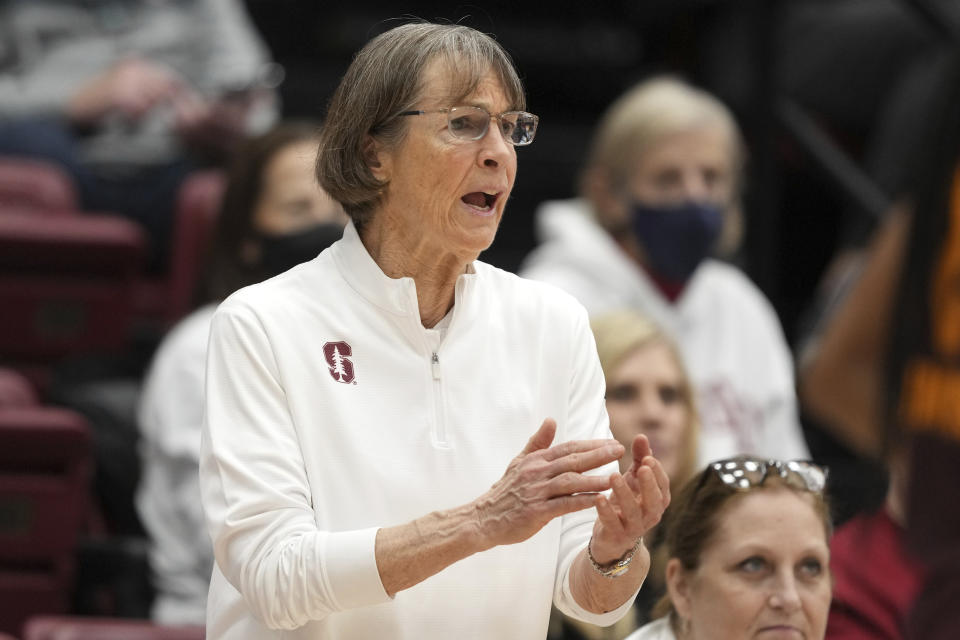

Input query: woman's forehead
[707,488,827,554]
[418,57,513,108]
[636,127,734,170]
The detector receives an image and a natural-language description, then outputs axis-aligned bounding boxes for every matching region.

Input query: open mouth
[461,191,498,212]
[757,625,802,637]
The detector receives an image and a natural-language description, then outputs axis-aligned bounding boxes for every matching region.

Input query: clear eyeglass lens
[446,107,537,146]
[499,113,518,138]
[505,112,538,145]
[448,107,487,140]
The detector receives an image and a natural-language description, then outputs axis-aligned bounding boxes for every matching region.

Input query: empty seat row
[0,369,93,635]
[0,156,224,390]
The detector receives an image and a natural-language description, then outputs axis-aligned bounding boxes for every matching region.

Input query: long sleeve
[199,300,390,630]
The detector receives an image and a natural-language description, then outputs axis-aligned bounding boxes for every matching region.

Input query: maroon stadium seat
[0,368,37,408]
[0,408,92,636]
[0,157,78,213]
[22,616,204,640]
[0,211,146,384]
[0,158,224,332]
[134,170,225,327]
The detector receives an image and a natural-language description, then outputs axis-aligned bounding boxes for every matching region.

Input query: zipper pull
[431,352,441,380]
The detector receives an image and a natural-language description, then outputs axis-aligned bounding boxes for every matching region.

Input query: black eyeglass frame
[396,105,539,146]
[702,457,829,494]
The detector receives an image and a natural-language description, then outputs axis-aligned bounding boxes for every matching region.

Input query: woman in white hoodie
[520,76,808,467]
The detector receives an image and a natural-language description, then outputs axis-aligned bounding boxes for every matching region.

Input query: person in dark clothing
[800,52,960,640]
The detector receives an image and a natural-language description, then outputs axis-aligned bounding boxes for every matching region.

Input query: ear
[363,134,391,182]
[665,557,694,620]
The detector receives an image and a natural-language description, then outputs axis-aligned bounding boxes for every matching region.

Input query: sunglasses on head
[705,457,828,494]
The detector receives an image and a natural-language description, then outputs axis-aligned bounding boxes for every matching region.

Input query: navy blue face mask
[257,222,345,278]
[629,200,724,284]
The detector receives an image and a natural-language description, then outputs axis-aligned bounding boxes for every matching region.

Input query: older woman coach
[199,21,670,639]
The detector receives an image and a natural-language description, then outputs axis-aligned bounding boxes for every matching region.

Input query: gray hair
[316,22,525,228]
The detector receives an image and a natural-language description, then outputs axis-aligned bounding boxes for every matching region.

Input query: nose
[478,119,514,169]
[636,392,666,429]
[768,573,802,613]
[680,170,710,202]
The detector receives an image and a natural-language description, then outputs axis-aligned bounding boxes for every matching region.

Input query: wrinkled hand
[589,434,670,564]
[473,418,624,549]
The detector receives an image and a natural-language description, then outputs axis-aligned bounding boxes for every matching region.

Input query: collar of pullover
[331,220,478,321]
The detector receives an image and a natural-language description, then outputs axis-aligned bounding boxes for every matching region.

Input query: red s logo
[323,341,355,384]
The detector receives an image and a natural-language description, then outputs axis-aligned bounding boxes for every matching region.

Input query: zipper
[431,351,449,447]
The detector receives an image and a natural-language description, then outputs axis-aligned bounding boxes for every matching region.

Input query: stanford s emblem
[322,341,355,384]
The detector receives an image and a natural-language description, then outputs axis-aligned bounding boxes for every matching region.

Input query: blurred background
[245,0,939,330]
[1,0,957,636]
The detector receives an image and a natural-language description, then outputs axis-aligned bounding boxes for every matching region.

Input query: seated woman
[520,76,808,466]
[135,121,347,624]
[826,447,926,639]
[591,310,699,508]
[593,310,700,627]
[552,310,701,639]
[626,456,833,640]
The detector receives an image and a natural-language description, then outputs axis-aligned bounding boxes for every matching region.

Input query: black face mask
[629,200,724,284]
[257,222,344,278]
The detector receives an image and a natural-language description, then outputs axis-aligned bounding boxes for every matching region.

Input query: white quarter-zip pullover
[200,221,636,638]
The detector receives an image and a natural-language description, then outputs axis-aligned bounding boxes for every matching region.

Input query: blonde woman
[591,310,699,491]
[521,76,808,467]
[553,310,699,639]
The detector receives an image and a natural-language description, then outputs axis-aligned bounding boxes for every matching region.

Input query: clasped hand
[589,433,670,565]
[473,418,669,556]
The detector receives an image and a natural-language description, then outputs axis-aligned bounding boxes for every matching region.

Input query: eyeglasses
[706,458,828,494]
[397,106,539,146]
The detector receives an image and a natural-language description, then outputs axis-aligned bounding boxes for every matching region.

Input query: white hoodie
[520,199,809,466]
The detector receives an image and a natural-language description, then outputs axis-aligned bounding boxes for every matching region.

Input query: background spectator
[626,457,833,640]
[800,51,960,640]
[551,310,701,639]
[825,448,926,639]
[520,76,808,467]
[0,0,279,272]
[591,310,700,628]
[137,121,346,625]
